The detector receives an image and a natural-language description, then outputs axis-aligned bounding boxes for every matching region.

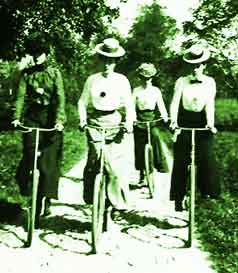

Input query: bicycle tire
[188,164,197,247]
[92,172,106,253]
[145,144,155,198]
[25,168,40,247]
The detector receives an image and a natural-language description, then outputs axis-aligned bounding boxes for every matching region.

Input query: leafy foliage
[183,0,238,97]
[215,99,238,130]
[119,1,178,104]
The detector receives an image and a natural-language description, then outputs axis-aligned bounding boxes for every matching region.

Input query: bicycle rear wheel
[92,172,106,253]
[25,169,40,247]
[145,144,155,198]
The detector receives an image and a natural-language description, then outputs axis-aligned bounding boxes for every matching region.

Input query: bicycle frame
[18,124,56,247]
[134,118,163,197]
[85,123,125,253]
[174,126,210,247]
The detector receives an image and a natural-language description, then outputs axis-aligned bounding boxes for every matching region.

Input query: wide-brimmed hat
[94,38,125,58]
[183,44,210,64]
[137,63,157,78]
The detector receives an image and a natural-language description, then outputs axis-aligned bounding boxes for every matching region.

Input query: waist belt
[93,109,116,115]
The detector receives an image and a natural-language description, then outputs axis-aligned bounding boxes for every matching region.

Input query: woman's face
[35,53,47,65]
[190,63,205,78]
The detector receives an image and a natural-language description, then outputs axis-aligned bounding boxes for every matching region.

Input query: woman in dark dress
[12,44,66,225]
[169,44,220,211]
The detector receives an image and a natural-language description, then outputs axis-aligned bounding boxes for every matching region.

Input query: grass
[0,128,87,204]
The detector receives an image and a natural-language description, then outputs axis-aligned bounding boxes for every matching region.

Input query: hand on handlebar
[12,119,21,128]
[124,122,133,133]
[206,125,217,134]
[55,123,64,131]
[170,121,178,131]
[79,121,87,132]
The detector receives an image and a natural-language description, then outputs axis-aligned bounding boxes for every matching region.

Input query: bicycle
[173,126,212,247]
[18,124,57,247]
[134,118,163,198]
[85,123,126,254]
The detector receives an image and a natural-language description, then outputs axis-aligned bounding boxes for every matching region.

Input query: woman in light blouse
[78,38,136,210]
[133,63,169,184]
[170,44,220,211]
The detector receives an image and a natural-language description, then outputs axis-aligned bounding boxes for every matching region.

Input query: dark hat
[94,38,125,58]
[183,44,210,64]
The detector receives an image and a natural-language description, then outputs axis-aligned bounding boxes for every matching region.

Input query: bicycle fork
[188,129,196,247]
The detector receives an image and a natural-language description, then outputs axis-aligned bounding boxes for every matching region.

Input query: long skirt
[134,109,168,173]
[16,130,63,199]
[134,126,169,172]
[169,106,220,201]
[83,110,130,210]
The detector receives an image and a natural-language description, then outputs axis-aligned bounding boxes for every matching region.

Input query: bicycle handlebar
[134,118,163,125]
[175,127,211,131]
[17,124,57,132]
[85,123,126,130]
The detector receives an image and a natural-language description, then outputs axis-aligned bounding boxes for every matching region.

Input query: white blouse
[133,84,168,120]
[170,75,216,127]
[78,71,136,124]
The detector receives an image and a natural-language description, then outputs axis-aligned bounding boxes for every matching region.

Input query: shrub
[215,98,238,130]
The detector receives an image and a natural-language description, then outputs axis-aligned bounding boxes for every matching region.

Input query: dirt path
[0,136,216,273]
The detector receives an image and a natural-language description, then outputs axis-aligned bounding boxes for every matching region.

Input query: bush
[196,193,238,273]
[215,98,238,130]
[214,132,238,194]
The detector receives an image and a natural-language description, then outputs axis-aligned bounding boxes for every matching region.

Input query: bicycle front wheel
[145,144,155,198]
[188,164,197,247]
[25,168,40,247]
[92,172,106,253]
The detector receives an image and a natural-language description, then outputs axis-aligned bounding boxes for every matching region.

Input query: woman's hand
[55,123,64,131]
[11,119,21,127]
[206,125,217,134]
[170,121,178,130]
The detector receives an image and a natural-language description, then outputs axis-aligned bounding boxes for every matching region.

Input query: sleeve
[78,76,91,124]
[55,69,66,124]
[156,88,168,120]
[205,78,216,127]
[121,77,136,125]
[13,74,27,121]
[169,77,183,125]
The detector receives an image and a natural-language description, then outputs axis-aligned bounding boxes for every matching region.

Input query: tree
[183,0,238,97]
[119,1,178,104]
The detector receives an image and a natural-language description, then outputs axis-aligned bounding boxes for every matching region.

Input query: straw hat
[183,44,210,64]
[137,63,157,78]
[94,38,125,58]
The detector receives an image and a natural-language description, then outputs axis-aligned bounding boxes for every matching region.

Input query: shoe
[175,200,183,212]
[42,197,51,216]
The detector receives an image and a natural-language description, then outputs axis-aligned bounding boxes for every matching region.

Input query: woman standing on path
[12,40,66,225]
[133,63,169,184]
[78,38,136,210]
[169,43,220,211]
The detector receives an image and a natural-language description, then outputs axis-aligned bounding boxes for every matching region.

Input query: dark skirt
[134,110,168,173]
[16,129,63,199]
[170,106,220,201]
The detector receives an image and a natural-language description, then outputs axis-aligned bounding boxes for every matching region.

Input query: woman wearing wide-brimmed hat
[133,63,169,184]
[169,43,220,211]
[78,38,136,210]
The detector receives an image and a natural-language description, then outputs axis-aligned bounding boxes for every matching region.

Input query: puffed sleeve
[205,77,216,127]
[169,77,183,125]
[156,87,168,121]
[55,68,66,124]
[13,73,27,121]
[78,75,92,125]
[121,76,136,125]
